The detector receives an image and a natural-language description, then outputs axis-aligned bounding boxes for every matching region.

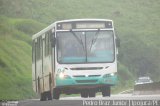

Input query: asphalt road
[16,94,160,106]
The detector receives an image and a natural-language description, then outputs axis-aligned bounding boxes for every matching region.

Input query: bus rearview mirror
[51,35,56,47]
[116,38,120,48]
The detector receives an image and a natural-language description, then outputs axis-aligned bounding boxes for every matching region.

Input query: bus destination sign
[76,22,105,29]
[57,21,113,30]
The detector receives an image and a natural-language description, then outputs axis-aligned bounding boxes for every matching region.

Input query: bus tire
[37,77,41,94]
[40,92,47,101]
[102,86,111,97]
[53,88,60,100]
[89,90,96,97]
[81,90,88,98]
[47,91,52,100]
[48,73,53,100]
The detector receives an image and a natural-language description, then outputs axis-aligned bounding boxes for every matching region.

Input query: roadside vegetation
[0,16,45,100]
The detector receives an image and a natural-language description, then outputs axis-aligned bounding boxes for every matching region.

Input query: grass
[0,16,45,100]
[0,38,32,100]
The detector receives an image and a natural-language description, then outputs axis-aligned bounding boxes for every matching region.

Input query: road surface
[16,94,160,106]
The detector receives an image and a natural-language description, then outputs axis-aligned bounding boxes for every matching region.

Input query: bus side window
[39,37,42,59]
[36,38,38,61]
[32,40,35,62]
[38,37,40,60]
[48,31,52,55]
[45,33,48,57]
[45,32,51,57]
[36,37,41,61]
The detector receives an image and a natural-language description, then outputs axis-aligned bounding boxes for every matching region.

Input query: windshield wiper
[89,29,100,51]
[70,30,85,51]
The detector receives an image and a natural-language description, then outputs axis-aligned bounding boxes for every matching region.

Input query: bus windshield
[57,30,115,64]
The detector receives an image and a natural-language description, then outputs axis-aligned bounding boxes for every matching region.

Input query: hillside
[0,16,45,99]
[0,0,160,99]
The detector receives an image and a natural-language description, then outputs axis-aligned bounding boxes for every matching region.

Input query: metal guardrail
[133,82,160,95]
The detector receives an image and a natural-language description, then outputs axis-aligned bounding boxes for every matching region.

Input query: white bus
[32,19,120,100]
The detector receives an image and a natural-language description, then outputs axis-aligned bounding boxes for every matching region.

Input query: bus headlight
[59,73,65,79]
[103,73,116,78]
[58,73,71,79]
[110,73,114,76]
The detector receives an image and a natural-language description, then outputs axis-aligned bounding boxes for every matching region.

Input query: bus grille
[73,75,101,78]
[88,75,101,77]
[76,80,98,83]
[71,67,103,70]
[73,75,85,77]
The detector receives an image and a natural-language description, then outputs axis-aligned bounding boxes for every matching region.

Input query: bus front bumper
[56,74,117,87]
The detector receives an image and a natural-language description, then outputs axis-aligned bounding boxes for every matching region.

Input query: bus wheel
[47,91,52,100]
[89,90,96,97]
[81,90,88,98]
[53,88,60,100]
[40,92,47,101]
[102,86,111,97]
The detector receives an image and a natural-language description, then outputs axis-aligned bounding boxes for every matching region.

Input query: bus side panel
[42,32,55,92]
[36,60,43,93]
[51,48,55,89]
[32,42,36,92]
[32,63,36,92]
[43,56,52,92]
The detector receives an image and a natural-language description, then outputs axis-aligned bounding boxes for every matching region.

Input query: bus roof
[32,19,113,40]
